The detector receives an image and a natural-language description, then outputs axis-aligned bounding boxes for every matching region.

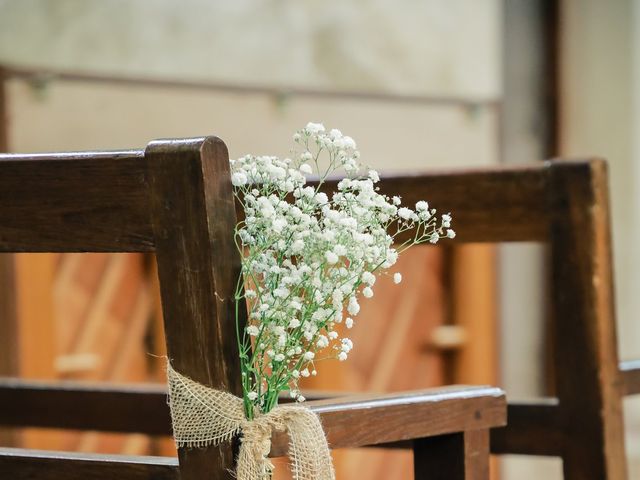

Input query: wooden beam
[0,151,152,252]
[0,448,179,480]
[620,360,640,396]
[147,137,245,480]
[549,160,627,478]
[0,378,505,447]
[490,399,563,456]
[270,386,506,457]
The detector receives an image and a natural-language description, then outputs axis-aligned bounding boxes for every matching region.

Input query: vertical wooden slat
[413,429,489,480]
[0,67,15,375]
[0,254,17,446]
[549,160,627,479]
[146,137,246,480]
[450,244,498,386]
[0,70,15,446]
[14,254,57,450]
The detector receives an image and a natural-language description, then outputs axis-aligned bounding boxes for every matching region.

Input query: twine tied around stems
[166,363,335,480]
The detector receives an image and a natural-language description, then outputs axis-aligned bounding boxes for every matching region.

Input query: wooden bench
[308,159,628,479]
[0,137,506,479]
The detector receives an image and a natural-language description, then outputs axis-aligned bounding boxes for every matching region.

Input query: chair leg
[413,429,489,480]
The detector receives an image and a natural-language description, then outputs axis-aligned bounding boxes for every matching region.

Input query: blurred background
[0,0,638,478]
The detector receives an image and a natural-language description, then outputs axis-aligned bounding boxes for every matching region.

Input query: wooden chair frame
[0,137,506,479]
[296,158,630,478]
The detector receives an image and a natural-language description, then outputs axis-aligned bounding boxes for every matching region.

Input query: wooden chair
[0,137,506,479]
[312,159,628,480]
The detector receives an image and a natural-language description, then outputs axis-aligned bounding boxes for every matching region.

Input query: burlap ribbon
[167,363,336,480]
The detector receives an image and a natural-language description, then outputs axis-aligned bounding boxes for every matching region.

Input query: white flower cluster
[231,123,454,417]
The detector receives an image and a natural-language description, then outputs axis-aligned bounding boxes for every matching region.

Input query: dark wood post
[414,429,489,480]
[146,137,247,480]
[549,160,627,479]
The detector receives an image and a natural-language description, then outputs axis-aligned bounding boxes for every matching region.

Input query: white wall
[0,0,500,98]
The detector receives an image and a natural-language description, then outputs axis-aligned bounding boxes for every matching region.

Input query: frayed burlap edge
[167,363,335,480]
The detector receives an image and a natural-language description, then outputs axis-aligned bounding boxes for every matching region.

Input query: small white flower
[361,271,376,286]
[398,207,413,220]
[300,368,310,377]
[315,192,328,204]
[347,297,360,316]
[305,122,325,134]
[299,163,313,175]
[447,229,456,239]
[231,172,248,186]
[246,325,260,336]
[303,351,315,361]
[442,213,452,228]
[416,201,429,211]
[362,287,374,298]
[368,170,380,182]
[288,318,301,328]
[247,391,258,401]
[429,232,440,244]
[338,352,348,361]
[311,370,317,376]
[345,317,354,329]
[341,338,353,352]
[274,353,285,361]
[392,196,401,206]
[296,395,306,402]
[393,273,402,284]
[342,135,356,150]
[333,244,347,256]
[325,251,339,264]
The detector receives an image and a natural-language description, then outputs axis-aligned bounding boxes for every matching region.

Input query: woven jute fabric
[167,363,335,480]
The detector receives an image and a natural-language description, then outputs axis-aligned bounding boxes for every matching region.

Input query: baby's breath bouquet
[231,123,454,419]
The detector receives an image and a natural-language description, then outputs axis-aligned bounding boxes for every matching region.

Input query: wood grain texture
[0,378,170,434]
[620,360,640,396]
[0,385,504,478]
[490,399,563,456]
[0,448,179,480]
[0,256,17,376]
[307,163,551,243]
[0,151,153,252]
[548,159,627,479]
[0,379,506,449]
[270,386,506,457]
[146,137,246,480]
[413,429,489,480]
[0,152,555,253]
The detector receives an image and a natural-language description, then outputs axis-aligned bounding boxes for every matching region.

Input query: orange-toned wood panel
[4,253,157,456]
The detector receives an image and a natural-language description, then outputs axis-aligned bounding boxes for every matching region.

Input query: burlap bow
[167,363,336,480]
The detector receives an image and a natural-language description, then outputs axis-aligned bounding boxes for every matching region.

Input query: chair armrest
[270,385,506,456]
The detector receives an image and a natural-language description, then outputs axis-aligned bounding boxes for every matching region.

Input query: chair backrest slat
[311,164,551,243]
[0,448,179,480]
[0,150,153,252]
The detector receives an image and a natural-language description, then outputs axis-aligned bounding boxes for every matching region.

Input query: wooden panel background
[8,253,159,456]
